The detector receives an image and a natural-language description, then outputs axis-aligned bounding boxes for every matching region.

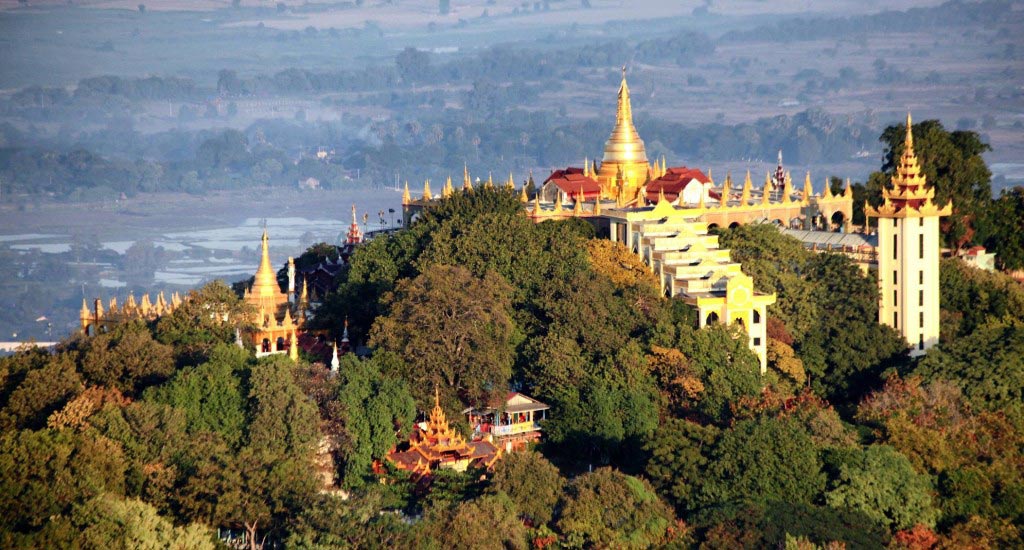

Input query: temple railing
[492,421,541,436]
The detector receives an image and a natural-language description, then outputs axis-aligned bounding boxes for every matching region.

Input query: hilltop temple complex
[401,70,950,364]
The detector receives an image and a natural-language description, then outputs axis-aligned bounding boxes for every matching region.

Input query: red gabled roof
[544,168,603,201]
[646,166,710,202]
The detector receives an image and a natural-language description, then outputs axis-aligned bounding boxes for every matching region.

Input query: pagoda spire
[289,329,298,362]
[330,341,339,373]
[823,177,833,199]
[802,171,814,204]
[741,170,752,205]
[422,179,432,201]
[583,156,590,177]
[593,196,601,215]
[443,175,453,198]
[251,229,279,299]
[844,178,853,198]
[463,164,472,191]
[506,172,515,190]
[402,182,411,205]
[782,171,793,203]
[762,172,772,205]
[532,194,541,217]
[520,184,529,203]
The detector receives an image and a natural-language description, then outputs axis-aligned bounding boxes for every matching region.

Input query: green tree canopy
[369,263,518,409]
[487,450,564,525]
[557,467,676,549]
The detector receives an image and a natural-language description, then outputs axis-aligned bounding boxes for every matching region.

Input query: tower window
[894,219,898,228]
[894,290,898,305]
[919,290,924,307]
[753,310,761,324]
[893,235,898,259]
[753,337,762,346]
[919,335,924,350]
[919,233,924,259]
[894,311,898,329]
[920,312,924,328]
[893,270,898,285]
[920,217,924,227]
[919,271,924,285]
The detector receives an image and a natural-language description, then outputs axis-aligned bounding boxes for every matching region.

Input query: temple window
[753,310,761,324]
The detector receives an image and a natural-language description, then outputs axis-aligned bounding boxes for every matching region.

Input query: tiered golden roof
[866,113,953,219]
[596,68,650,199]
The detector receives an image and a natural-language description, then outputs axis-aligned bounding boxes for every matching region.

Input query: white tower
[866,113,952,357]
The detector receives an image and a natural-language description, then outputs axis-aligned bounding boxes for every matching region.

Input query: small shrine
[386,389,502,481]
[464,392,549,452]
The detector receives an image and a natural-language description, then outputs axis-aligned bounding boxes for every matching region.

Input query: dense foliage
[2,184,1021,547]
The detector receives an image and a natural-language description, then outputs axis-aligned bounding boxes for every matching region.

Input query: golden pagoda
[595,67,650,200]
[243,229,303,358]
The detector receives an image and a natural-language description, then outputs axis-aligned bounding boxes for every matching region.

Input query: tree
[333,353,416,488]
[983,186,1024,270]
[0,429,126,532]
[824,445,938,531]
[73,321,175,396]
[644,417,719,514]
[369,264,517,409]
[0,353,83,431]
[395,47,431,82]
[488,450,564,525]
[557,468,676,549]
[938,257,1024,341]
[420,492,529,549]
[71,495,215,550]
[155,280,252,365]
[915,320,1024,411]
[700,416,825,508]
[146,344,248,448]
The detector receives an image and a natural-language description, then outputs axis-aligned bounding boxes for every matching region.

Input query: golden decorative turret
[822,177,833,199]
[442,175,453,198]
[722,172,733,206]
[844,178,853,199]
[532,194,541,217]
[782,171,794,203]
[289,329,298,362]
[506,172,515,190]
[762,172,772,205]
[741,171,752,205]
[583,157,590,178]
[485,172,494,189]
[593,196,601,215]
[463,164,473,192]
[802,172,814,204]
[596,67,649,200]
[554,191,564,214]
[573,187,583,216]
[422,179,433,201]
[402,182,411,205]
[520,184,529,203]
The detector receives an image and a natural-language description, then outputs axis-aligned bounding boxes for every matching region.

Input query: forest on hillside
[2,185,1023,548]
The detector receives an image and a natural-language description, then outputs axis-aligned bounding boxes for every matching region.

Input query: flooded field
[0,187,403,339]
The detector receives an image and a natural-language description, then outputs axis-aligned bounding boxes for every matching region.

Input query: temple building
[79,291,181,336]
[242,229,305,360]
[866,114,951,356]
[386,389,502,481]
[464,392,549,453]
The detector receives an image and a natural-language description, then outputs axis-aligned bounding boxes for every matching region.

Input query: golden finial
[463,163,471,189]
[80,299,90,320]
[782,171,793,203]
[532,194,541,217]
[520,184,529,203]
[422,179,432,201]
[289,329,298,362]
[554,191,564,214]
[762,172,772,205]
[486,172,494,189]
[844,178,853,198]
[593,196,601,215]
[402,181,411,205]
[707,168,714,186]
[443,175,453,198]
[722,171,732,202]
[574,187,583,216]
[583,156,590,178]
[905,111,914,151]
[506,172,514,190]
[823,177,833,199]
[661,156,666,175]
[741,170,752,205]
[658,186,667,205]
[283,308,293,327]
[698,186,707,210]
[802,171,813,203]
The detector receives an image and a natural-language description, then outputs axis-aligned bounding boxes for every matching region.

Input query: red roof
[544,168,603,201]
[646,166,710,203]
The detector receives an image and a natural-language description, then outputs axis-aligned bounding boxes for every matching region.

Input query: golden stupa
[596,67,651,200]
